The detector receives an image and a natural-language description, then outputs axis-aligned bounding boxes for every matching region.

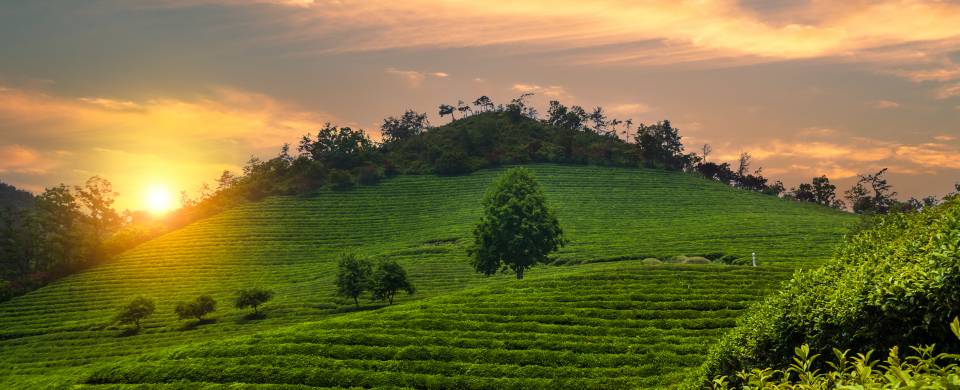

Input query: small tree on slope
[174,295,216,321]
[116,296,155,330]
[469,168,564,280]
[371,260,415,305]
[336,253,372,307]
[235,288,273,316]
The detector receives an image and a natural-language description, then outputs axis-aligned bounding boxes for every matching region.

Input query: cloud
[153,0,960,67]
[385,68,448,86]
[935,83,960,99]
[608,103,652,116]
[0,85,333,209]
[870,100,900,109]
[934,134,957,142]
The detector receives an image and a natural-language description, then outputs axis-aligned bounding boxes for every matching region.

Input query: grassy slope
[0,165,854,387]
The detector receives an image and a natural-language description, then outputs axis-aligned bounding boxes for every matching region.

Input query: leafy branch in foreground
[711,318,960,389]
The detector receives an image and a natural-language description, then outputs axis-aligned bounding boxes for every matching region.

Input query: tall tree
[457,100,472,118]
[75,176,120,259]
[472,96,494,113]
[634,121,692,170]
[469,168,564,280]
[336,253,372,307]
[810,175,843,209]
[846,168,897,214]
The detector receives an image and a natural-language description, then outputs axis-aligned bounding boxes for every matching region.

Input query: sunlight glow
[145,184,175,214]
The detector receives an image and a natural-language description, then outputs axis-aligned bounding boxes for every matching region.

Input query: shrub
[355,165,383,186]
[235,288,273,316]
[116,296,155,329]
[682,256,712,264]
[641,258,662,265]
[434,150,472,175]
[174,295,216,321]
[328,169,354,191]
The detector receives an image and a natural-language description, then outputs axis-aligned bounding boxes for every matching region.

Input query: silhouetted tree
[701,144,712,162]
[381,110,429,143]
[469,168,564,280]
[235,288,273,315]
[371,260,415,305]
[472,96,494,113]
[299,123,374,170]
[336,253,372,307]
[438,104,456,122]
[634,121,693,170]
[75,176,120,258]
[846,168,897,214]
[117,296,155,330]
[811,176,844,209]
[457,100,472,118]
[174,295,216,321]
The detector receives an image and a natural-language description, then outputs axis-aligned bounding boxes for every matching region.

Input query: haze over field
[1,1,959,210]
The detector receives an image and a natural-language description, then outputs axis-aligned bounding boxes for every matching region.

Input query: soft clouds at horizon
[0,0,958,209]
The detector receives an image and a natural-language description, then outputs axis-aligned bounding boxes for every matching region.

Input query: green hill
[0,164,855,387]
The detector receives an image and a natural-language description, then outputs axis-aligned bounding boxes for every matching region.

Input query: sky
[1,0,959,211]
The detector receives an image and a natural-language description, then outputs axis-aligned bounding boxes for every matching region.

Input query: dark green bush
[692,198,960,386]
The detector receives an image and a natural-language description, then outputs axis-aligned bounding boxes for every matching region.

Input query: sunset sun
[144,184,175,214]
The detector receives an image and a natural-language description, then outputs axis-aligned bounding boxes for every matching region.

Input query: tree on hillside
[438,104,456,122]
[116,296,155,330]
[75,176,120,258]
[174,295,216,321]
[457,100,472,118]
[546,101,588,131]
[371,260,415,305]
[298,123,374,170]
[469,168,564,280]
[472,96,494,113]
[735,152,752,181]
[336,253,372,307]
[845,168,897,214]
[634,121,693,170]
[235,288,273,316]
[381,110,429,143]
[811,176,844,209]
[701,144,712,163]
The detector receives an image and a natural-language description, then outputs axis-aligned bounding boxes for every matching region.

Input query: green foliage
[694,197,960,386]
[0,165,855,386]
[712,319,960,389]
[336,253,372,307]
[234,288,273,315]
[371,259,415,305]
[174,295,216,321]
[116,296,155,329]
[469,168,564,279]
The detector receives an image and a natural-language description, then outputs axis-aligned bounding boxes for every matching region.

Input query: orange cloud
[870,100,900,109]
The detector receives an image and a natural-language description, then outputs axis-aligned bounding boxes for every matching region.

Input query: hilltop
[0,164,855,387]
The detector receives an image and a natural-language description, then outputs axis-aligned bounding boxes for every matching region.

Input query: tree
[634,121,693,170]
[75,176,120,259]
[438,104,456,122]
[810,175,844,209]
[299,123,374,170]
[468,168,564,280]
[371,260,415,305]
[336,253,372,307]
[457,100,472,118]
[790,183,817,203]
[116,296,155,329]
[735,152,752,180]
[472,96,494,113]
[174,295,216,321]
[381,110,429,143]
[846,168,897,214]
[701,144,712,162]
[235,288,273,315]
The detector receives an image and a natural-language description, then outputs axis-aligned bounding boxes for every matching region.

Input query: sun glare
[145,184,175,214]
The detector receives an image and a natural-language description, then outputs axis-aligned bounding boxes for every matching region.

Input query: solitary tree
[469,168,564,280]
[235,288,273,316]
[116,296,155,330]
[336,253,372,307]
[371,260,415,305]
[174,295,216,321]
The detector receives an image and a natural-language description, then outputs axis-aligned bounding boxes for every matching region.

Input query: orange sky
[1,0,959,210]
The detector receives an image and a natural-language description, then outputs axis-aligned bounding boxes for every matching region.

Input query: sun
[144,184,175,214]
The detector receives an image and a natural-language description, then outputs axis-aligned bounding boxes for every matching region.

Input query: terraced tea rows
[0,165,855,387]
[85,263,793,389]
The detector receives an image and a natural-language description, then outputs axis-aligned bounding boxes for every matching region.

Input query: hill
[0,181,34,210]
[0,164,855,387]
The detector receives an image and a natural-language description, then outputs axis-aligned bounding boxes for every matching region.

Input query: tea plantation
[0,164,855,388]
